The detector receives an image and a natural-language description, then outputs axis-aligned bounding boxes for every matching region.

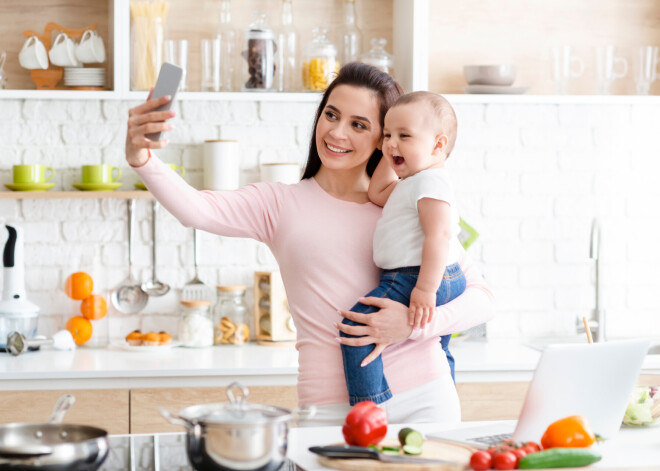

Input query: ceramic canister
[203,140,240,190]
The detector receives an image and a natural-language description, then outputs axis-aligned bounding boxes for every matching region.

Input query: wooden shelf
[0,191,153,199]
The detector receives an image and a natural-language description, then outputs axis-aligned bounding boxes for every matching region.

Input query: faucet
[578,218,606,342]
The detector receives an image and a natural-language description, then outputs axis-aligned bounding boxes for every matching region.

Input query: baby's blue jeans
[340,263,466,405]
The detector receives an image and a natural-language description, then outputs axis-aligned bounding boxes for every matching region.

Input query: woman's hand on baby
[125,90,175,166]
[409,287,435,330]
[336,297,413,366]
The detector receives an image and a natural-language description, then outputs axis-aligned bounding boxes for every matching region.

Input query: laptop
[432,338,650,448]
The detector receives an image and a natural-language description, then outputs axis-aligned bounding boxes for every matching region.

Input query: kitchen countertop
[2,338,660,390]
[288,421,660,470]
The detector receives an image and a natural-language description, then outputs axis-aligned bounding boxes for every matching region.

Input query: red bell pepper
[341,401,388,447]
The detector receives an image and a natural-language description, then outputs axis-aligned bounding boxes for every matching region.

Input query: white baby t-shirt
[372,168,461,270]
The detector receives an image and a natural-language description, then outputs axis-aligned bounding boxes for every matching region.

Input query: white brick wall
[1,98,659,343]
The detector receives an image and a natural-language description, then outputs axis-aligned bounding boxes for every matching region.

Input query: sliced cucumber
[380,446,401,453]
[402,444,423,455]
[398,427,425,448]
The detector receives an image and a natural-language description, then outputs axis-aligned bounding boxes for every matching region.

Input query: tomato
[511,448,527,464]
[493,451,518,470]
[520,445,537,455]
[523,441,542,452]
[487,445,499,457]
[469,450,492,471]
[341,401,387,447]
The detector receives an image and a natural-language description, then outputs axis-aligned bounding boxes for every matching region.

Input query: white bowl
[464,65,517,86]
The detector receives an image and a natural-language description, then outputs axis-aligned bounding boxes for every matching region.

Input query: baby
[340,91,466,405]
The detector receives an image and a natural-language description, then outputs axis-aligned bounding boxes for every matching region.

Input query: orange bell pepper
[541,415,596,449]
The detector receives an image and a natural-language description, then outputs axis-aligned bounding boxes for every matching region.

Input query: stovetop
[101,432,300,471]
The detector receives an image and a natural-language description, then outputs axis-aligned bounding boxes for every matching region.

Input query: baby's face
[382,102,445,179]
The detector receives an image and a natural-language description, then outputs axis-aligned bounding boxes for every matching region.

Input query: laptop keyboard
[468,432,513,446]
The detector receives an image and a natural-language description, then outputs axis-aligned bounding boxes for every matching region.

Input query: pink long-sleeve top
[133,155,495,406]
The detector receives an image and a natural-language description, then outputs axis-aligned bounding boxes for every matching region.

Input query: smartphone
[145,62,183,141]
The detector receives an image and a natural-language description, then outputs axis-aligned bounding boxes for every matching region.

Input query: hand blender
[0,224,39,351]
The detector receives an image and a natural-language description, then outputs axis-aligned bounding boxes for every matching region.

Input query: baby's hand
[409,287,436,329]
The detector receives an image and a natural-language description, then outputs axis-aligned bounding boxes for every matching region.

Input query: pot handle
[159,407,193,428]
[291,404,317,426]
[47,394,75,424]
[0,445,53,458]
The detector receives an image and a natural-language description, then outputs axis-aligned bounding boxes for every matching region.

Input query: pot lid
[178,382,292,426]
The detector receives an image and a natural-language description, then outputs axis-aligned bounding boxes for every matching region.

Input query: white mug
[633,46,660,95]
[49,32,78,67]
[551,45,584,94]
[18,36,48,70]
[594,45,628,95]
[260,163,300,184]
[76,30,106,64]
[203,140,240,190]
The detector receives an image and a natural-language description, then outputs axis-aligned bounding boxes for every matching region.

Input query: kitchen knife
[309,445,460,465]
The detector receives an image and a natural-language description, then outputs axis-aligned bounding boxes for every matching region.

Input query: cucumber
[518,448,602,469]
[402,444,423,455]
[398,427,425,448]
[381,447,401,456]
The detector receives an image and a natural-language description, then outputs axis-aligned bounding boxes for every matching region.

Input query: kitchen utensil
[160,382,314,471]
[6,330,75,356]
[0,394,109,470]
[463,64,516,86]
[552,45,584,94]
[18,35,48,70]
[141,201,170,296]
[48,32,79,67]
[1,224,40,350]
[594,45,628,94]
[309,445,460,466]
[76,29,106,64]
[111,199,148,314]
[582,317,593,344]
[633,46,660,95]
[181,229,213,302]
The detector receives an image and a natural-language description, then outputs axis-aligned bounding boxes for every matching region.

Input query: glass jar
[129,2,167,90]
[178,300,213,348]
[217,0,238,91]
[302,28,339,92]
[276,0,300,92]
[213,285,250,345]
[360,38,394,76]
[339,0,362,65]
[241,13,277,91]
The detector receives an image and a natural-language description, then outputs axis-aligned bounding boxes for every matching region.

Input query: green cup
[167,163,185,177]
[81,164,122,184]
[13,164,54,184]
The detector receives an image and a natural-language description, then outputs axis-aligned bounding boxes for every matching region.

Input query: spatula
[181,228,213,302]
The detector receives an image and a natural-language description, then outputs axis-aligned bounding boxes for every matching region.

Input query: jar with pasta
[213,285,250,345]
[302,28,339,92]
[130,1,170,90]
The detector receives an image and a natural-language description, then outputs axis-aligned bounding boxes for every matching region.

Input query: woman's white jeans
[299,376,460,427]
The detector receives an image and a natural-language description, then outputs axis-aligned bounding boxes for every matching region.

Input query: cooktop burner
[101,432,301,471]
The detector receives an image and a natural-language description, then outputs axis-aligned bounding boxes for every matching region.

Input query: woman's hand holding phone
[125,92,175,167]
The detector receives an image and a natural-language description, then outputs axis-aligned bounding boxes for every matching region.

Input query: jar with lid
[241,13,277,91]
[360,38,394,76]
[178,300,213,348]
[213,285,250,345]
[302,28,339,92]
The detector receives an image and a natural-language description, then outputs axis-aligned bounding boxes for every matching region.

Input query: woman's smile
[325,141,352,155]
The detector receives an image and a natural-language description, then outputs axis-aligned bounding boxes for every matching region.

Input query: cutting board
[316,439,475,471]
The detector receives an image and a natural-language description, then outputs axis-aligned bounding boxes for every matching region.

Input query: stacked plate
[63,67,105,88]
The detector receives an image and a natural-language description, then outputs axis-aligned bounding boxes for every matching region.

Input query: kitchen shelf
[0,191,153,199]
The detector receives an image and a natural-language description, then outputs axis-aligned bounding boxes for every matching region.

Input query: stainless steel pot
[0,394,109,470]
[161,382,314,471]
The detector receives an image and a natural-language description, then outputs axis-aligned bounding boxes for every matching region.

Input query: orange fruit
[80,294,108,320]
[66,316,93,345]
[65,272,94,300]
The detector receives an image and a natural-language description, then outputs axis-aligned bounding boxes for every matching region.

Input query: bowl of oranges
[64,271,108,347]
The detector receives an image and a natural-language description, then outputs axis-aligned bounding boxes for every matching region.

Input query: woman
[126,63,494,425]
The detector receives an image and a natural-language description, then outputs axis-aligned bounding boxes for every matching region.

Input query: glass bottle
[213,285,250,345]
[277,0,300,92]
[339,0,362,66]
[360,38,394,76]
[302,28,339,92]
[217,0,237,91]
[241,13,277,91]
[178,300,213,348]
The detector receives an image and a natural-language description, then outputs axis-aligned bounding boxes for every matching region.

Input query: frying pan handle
[47,394,75,424]
[0,445,53,458]
[159,407,193,428]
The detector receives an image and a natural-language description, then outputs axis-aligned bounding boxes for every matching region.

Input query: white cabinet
[0,0,428,101]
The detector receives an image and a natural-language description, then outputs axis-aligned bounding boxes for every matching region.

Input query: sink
[523,336,588,352]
